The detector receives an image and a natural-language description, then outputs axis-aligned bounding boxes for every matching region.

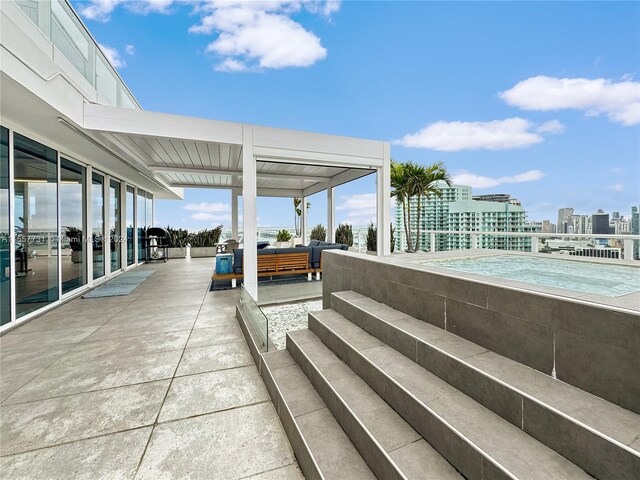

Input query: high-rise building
[631,205,639,260]
[541,220,556,233]
[591,209,613,235]
[557,208,574,234]
[471,193,522,206]
[568,214,589,235]
[395,181,530,251]
[612,211,620,220]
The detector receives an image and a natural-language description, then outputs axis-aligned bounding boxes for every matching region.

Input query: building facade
[557,207,574,234]
[395,182,531,252]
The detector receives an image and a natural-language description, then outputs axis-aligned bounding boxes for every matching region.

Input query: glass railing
[393,229,640,262]
[239,283,269,352]
[13,0,139,109]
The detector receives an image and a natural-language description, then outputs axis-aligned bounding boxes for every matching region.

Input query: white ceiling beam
[149,164,330,182]
[166,183,302,198]
[254,146,383,169]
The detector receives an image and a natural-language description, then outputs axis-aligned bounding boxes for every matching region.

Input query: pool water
[421,255,640,297]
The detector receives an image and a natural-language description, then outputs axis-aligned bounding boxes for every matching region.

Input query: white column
[242,125,258,298]
[377,142,391,256]
[231,190,239,240]
[120,182,127,270]
[327,186,335,243]
[301,196,307,244]
[86,166,93,285]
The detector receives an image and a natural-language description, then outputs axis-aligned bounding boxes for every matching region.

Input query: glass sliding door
[1,127,10,326]
[13,133,59,318]
[126,186,134,266]
[92,172,105,279]
[137,189,146,263]
[60,158,86,294]
[109,179,121,272]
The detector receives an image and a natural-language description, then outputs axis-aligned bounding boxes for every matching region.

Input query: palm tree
[293,198,302,236]
[390,160,413,251]
[411,162,452,250]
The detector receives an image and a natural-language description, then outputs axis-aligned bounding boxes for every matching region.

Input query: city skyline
[72,0,640,229]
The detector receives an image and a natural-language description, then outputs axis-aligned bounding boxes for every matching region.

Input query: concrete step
[330,290,640,480]
[309,308,595,480]
[260,349,376,480]
[286,328,464,480]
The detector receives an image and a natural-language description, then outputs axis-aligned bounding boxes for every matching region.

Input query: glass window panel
[137,190,146,262]
[96,56,117,106]
[60,158,86,294]
[1,127,10,326]
[13,133,59,318]
[126,186,134,266]
[92,172,104,279]
[109,179,121,272]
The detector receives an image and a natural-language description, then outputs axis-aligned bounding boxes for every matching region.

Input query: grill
[145,227,170,263]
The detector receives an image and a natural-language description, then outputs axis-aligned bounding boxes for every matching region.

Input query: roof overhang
[83,104,386,198]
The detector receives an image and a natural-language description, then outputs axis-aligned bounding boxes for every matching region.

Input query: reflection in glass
[126,186,134,266]
[137,190,146,263]
[92,172,104,279]
[13,133,59,318]
[109,179,121,272]
[60,159,86,294]
[1,127,10,326]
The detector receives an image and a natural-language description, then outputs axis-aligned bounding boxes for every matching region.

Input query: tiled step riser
[260,361,322,480]
[330,295,640,480]
[286,335,406,480]
[308,314,508,480]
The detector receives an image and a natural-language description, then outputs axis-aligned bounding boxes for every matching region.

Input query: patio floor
[0,258,303,479]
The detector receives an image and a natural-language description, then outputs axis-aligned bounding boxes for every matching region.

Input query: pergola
[82,105,391,291]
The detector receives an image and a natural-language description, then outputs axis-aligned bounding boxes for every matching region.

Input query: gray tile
[0,427,152,480]
[8,309,119,333]
[176,341,253,376]
[555,330,640,414]
[159,366,269,422]
[416,342,522,427]
[386,281,445,328]
[0,326,101,352]
[0,381,168,455]
[0,345,73,403]
[137,403,295,480]
[269,364,325,417]
[109,304,201,322]
[523,398,640,480]
[295,408,376,480]
[86,316,195,341]
[262,349,296,371]
[242,463,304,480]
[389,439,463,479]
[5,350,181,404]
[186,323,245,348]
[446,299,554,374]
[193,312,238,329]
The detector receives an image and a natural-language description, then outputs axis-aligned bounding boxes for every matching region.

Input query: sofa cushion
[232,248,275,274]
[307,240,322,247]
[311,244,347,268]
[273,247,311,255]
[257,241,270,249]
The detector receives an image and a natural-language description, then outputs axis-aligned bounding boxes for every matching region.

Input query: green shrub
[310,224,326,241]
[366,222,377,252]
[276,229,292,242]
[335,224,353,247]
[391,223,396,253]
[166,225,222,248]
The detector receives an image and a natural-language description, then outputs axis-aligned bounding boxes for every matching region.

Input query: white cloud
[500,75,640,126]
[196,2,332,71]
[396,118,545,152]
[609,183,624,192]
[336,193,376,225]
[79,1,339,72]
[453,170,546,189]
[98,44,126,68]
[78,0,178,22]
[536,119,565,134]
[610,167,624,174]
[184,202,229,213]
[125,44,136,56]
[191,212,231,222]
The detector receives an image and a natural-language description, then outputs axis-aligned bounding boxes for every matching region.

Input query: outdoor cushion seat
[257,241,270,249]
[233,248,275,274]
[310,244,347,268]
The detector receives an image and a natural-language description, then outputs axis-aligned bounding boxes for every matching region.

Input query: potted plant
[165,226,222,258]
[310,224,326,242]
[335,223,353,248]
[64,226,83,263]
[366,222,377,254]
[275,229,292,248]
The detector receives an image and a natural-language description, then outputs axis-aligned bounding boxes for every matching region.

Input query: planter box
[291,237,303,247]
[274,242,290,248]
[190,247,219,258]
[168,247,187,258]
[71,251,83,263]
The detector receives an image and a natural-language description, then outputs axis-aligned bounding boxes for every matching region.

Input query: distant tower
[591,209,612,235]
[557,208,574,234]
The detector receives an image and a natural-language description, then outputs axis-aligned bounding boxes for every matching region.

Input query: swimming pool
[421,255,640,297]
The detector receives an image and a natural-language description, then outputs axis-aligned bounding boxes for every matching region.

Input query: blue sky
[72,0,640,229]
